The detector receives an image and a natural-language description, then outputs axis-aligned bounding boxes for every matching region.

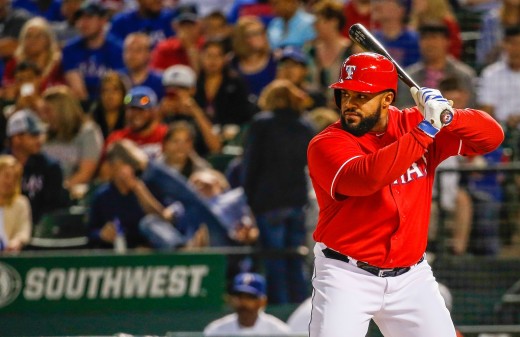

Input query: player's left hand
[411,87,454,127]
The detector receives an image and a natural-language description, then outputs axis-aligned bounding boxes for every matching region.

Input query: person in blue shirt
[266,0,316,50]
[100,139,230,248]
[118,32,164,99]
[108,0,176,47]
[371,0,421,67]
[12,0,62,22]
[62,2,123,108]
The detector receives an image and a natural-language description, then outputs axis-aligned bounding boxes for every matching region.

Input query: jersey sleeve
[439,108,504,157]
[308,127,434,199]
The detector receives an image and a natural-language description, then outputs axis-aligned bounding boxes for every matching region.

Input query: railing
[434,162,520,257]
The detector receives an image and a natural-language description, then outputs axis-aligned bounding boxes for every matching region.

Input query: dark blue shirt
[141,162,231,246]
[230,54,277,102]
[17,152,70,224]
[109,9,176,46]
[12,0,63,22]
[62,36,124,101]
[243,109,316,213]
[373,29,421,67]
[88,182,148,248]
[118,68,165,100]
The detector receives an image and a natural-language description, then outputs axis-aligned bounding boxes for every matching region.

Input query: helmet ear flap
[334,89,341,108]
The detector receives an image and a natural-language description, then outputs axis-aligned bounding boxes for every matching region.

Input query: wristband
[417,120,440,138]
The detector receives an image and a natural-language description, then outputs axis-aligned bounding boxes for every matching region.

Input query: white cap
[162,65,196,88]
[6,109,45,137]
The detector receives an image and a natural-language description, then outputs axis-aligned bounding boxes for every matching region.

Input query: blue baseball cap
[280,46,307,65]
[74,1,108,20]
[231,273,266,298]
[124,86,158,109]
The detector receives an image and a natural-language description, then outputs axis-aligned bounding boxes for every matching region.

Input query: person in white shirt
[203,272,291,336]
[478,25,520,124]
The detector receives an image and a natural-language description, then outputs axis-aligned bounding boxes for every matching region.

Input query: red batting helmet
[330,52,398,107]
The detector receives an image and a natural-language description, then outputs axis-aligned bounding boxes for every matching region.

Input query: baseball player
[307,52,504,337]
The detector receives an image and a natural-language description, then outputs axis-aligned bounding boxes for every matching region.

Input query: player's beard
[341,105,382,137]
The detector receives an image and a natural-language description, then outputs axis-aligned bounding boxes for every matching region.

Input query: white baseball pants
[309,243,457,337]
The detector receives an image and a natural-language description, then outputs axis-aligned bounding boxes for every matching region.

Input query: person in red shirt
[150,12,204,73]
[341,0,374,37]
[104,86,167,160]
[306,52,504,337]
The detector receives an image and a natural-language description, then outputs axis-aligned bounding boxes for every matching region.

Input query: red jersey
[104,123,168,159]
[307,106,503,268]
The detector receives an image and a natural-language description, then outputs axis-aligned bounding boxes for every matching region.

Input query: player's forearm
[335,129,433,196]
[444,108,504,155]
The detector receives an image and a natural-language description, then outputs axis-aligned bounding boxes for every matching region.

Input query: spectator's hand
[100,221,117,243]
[6,240,23,252]
[233,225,259,245]
[176,92,199,116]
[162,202,185,223]
[115,164,139,191]
[159,97,176,117]
[232,217,259,245]
[16,91,39,110]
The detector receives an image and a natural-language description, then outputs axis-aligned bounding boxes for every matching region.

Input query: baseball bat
[348,23,420,90]
[348,23,453,124]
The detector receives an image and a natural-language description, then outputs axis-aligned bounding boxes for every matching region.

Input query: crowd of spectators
[0,0,519,312]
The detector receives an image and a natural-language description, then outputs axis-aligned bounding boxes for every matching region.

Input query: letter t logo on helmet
[344,66,356,80]
[330,52,398,108]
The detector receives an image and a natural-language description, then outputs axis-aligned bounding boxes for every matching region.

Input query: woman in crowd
[195,39,255,127]
[157,121,212,180]
[230,15,277,105]
[2,16,64,91]
[408,0,462,59]
[305,0,356,109]
[41,85,104,193]
[0,155,32,252]
[89,71,128,139]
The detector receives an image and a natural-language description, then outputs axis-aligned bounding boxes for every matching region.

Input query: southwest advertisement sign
[0,251,226,313]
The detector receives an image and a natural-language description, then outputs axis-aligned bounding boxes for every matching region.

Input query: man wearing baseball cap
[277,46,325,109]
[204,272,291,336]
[160,65,221,157]
[108,0,176,46]
[306,52,503,336]
[5,109,70,224]
[62,1,123,107]
[105,86,167,159]
[151,8,204,72]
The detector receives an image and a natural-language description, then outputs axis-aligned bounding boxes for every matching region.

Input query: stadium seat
[27,206,89,250]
